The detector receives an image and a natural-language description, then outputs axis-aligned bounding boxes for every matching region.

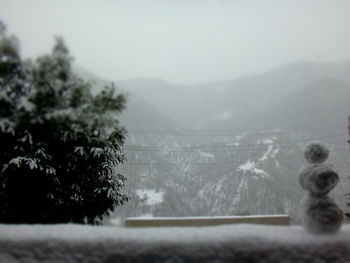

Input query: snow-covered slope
[1,224,350,262]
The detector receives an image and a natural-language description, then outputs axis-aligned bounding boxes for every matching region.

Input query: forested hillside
[80,61,350,224]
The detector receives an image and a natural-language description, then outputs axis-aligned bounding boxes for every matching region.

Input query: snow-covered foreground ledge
[1,224,350,263]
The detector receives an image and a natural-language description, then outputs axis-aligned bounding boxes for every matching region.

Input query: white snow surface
[257,137,276,144]
[259,146,279,161]
[237,160,269,178]
[199,151,214,159]
[0,224,350,262]
[135,189,164,206]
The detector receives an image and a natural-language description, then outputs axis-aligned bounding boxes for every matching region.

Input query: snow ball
[298,164,339,196]
[304,142,329,163]
[301,195,343,234]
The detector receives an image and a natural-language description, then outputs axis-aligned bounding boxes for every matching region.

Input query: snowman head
[304,142,329,164]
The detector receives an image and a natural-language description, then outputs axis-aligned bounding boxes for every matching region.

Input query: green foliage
[0,25,129,224]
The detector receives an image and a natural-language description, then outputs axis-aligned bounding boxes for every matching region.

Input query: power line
[124,135,346,152]
[127,117,347,136]
[121,119,350,167]
[127,126,346,138]
[121,147,350,167]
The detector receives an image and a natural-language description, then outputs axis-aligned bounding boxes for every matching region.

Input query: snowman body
[298,143,343,233]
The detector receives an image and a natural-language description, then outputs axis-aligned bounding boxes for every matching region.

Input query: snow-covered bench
[1,223,350,262]
[125,215,290,227]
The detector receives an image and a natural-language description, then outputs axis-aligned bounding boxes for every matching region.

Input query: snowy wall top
[0,223,350,263]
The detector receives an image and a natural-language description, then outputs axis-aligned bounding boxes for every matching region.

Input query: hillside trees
[0,22,129,224]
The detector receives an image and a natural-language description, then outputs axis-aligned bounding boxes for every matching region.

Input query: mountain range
[76,60,350,222]
[112,60,350,131]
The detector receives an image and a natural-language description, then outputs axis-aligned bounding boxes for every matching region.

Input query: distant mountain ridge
[114,60,350,131]
[75,62,350,222]
[202,61,350,129]
[256,78,350,128]
[75,60,350,133]
[74,65,184,131]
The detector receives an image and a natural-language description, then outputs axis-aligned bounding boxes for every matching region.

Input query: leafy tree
[0,22,129,224]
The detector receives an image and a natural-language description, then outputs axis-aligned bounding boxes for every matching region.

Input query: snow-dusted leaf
[45,167,56,175]
[36,148,52,160]
[74,146,85,156]
[0,90,11,102]
[1,164,9,173]
[90,147,104,158]
[17,96,34,111]
[62,131,77,142]
[63,131,69,142]
[27,159,38,170]
[7,157,41,170]
[107,188,114,198]
[8,157,24,167]
[18,133,33,144]
[0,119,15,135]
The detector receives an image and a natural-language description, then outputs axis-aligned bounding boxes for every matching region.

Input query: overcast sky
[1,0,349,84]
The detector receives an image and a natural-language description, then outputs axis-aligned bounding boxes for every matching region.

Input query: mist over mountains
[77,61,350,223]
[115,60,350,131]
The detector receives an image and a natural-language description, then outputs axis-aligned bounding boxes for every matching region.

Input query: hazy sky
[1,0,349,84]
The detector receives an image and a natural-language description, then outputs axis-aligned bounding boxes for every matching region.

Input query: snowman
[298,142,343,233]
